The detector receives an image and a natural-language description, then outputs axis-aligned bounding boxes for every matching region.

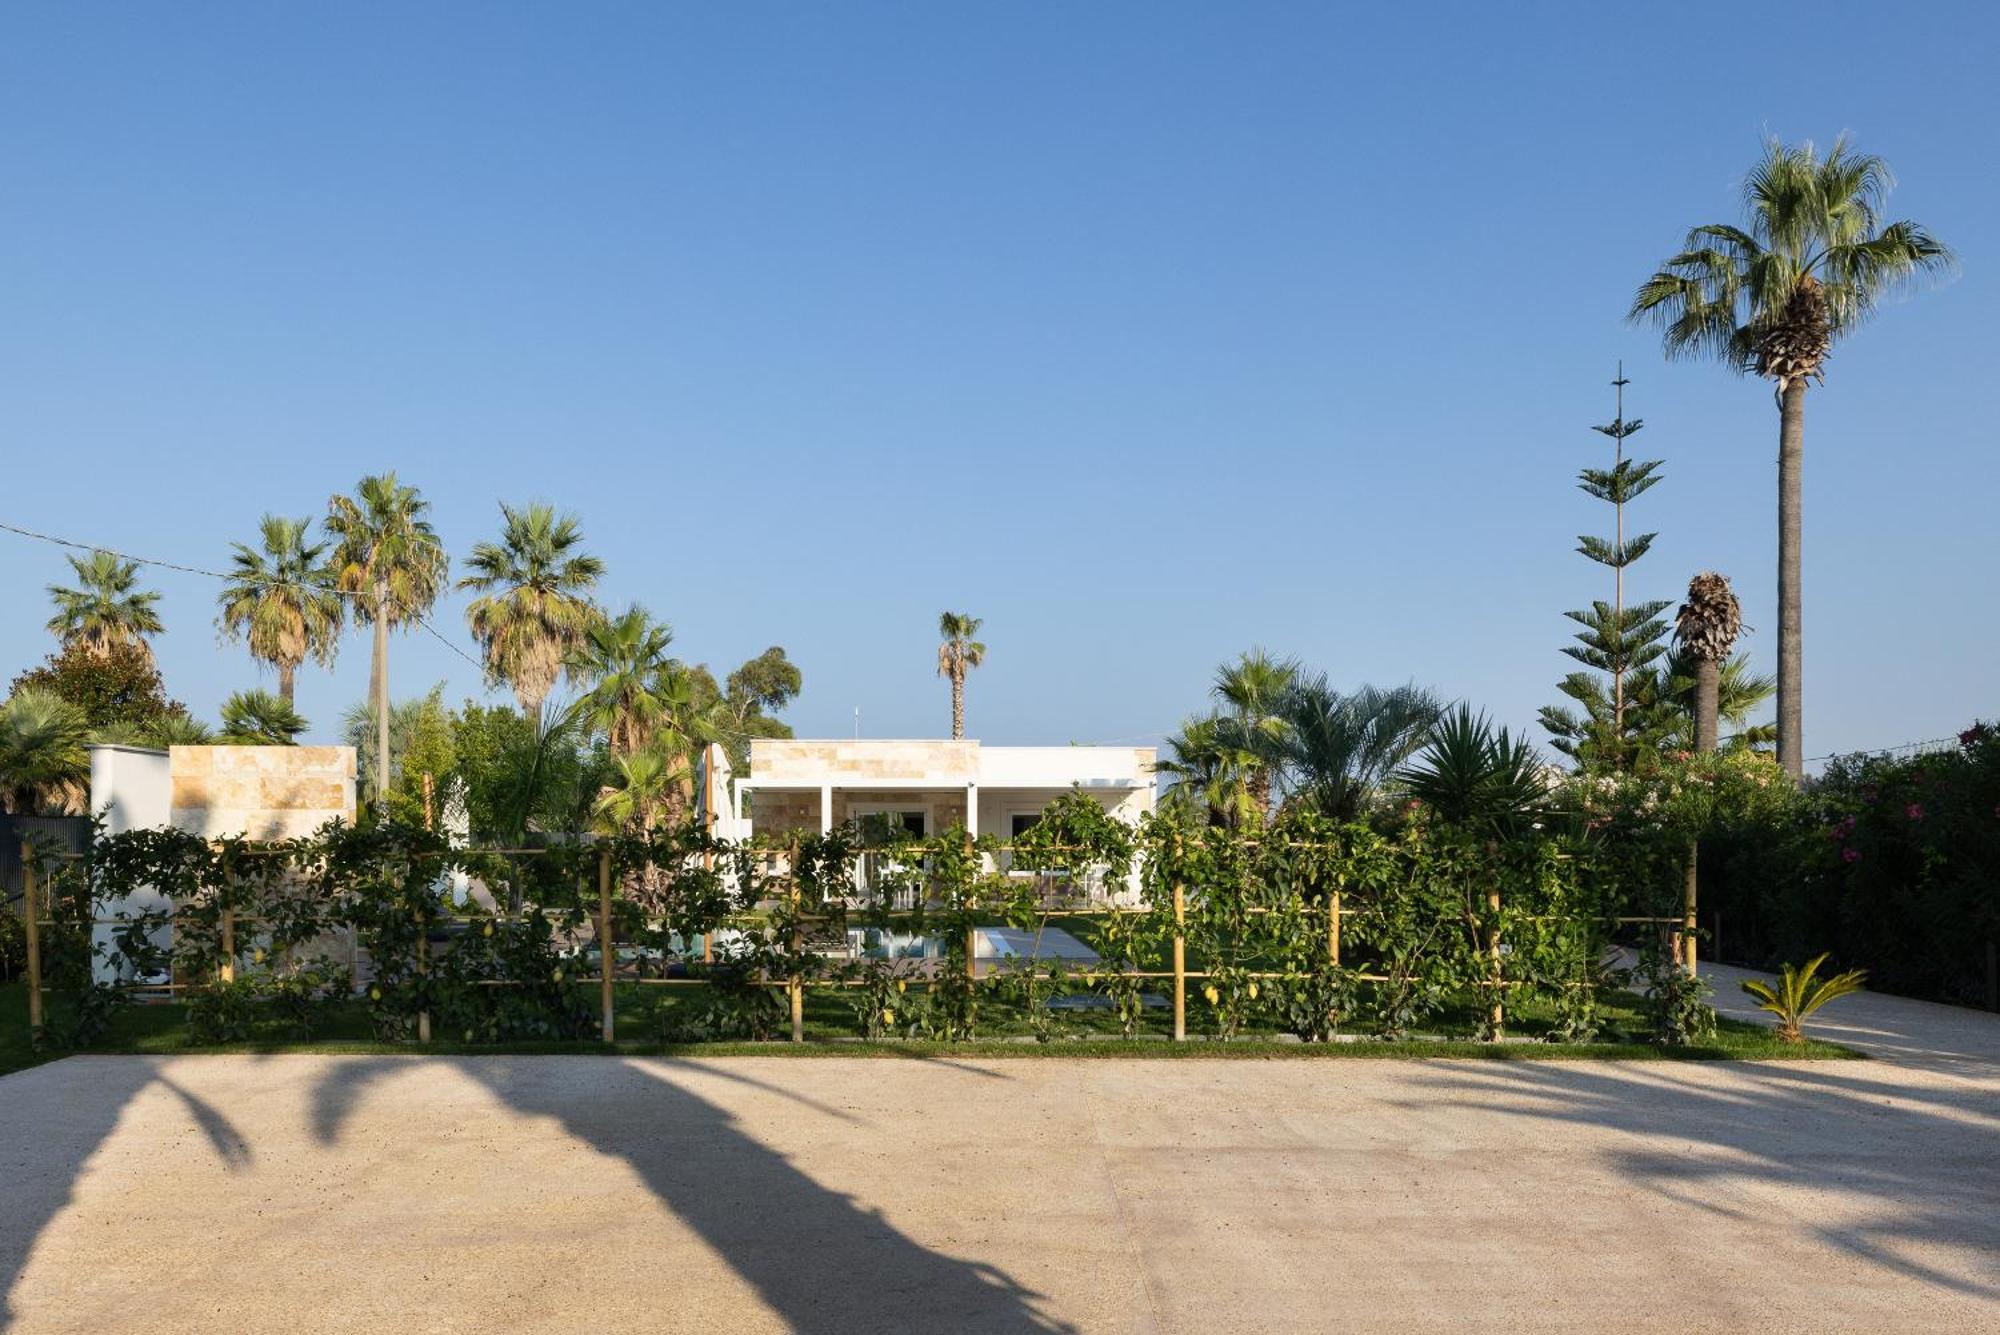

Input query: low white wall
[87,746,175,984]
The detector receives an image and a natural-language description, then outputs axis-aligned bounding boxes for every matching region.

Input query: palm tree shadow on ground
[0,1058,249,1328]
[1394,1059,2000,1301]
[309,1056,1073,1334]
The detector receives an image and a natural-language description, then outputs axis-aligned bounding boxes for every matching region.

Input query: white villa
[711,738,1156,906]
[717,738,1156,846]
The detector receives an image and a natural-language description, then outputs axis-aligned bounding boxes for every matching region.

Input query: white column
[819,785,833,834]
[964,784,978,837]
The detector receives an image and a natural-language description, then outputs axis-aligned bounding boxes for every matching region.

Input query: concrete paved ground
[3,978,1997,1333]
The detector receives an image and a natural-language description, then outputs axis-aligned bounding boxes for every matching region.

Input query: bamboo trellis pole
[598,847,615,1043]
[1171,880,1186,1043]
[1486,886,1504,1037]
[788,841,804,1043]
[21,844,42,1041]
[219,855,236,985]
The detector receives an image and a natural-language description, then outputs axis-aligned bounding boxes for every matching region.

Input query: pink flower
[1842,847,1862,863]
[1906,803,1925,822]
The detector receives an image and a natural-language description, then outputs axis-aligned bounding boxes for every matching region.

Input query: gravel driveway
[3,974,1995,1333]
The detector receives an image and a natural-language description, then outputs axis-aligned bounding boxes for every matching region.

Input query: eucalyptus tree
[46,550,164,662]
[324,473,449,801]
[460,502,605,720]
[1632,136,1954,779]
[217,515,343,704]
[936,611,986,739]
[1274,678,1442,820]
[1540,369,1673,769]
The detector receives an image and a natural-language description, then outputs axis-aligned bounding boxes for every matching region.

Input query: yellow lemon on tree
[482,922,494,938]
[1248,982,1259,1000]
[896,980,907,994]
[368,986,382,1002]
[553,968,565,983]
[882,1009,896,1026]
[253,949,267,965]
[1203,985,1220,1006]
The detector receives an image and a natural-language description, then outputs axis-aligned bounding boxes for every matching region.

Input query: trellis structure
[13,809,1696,1048]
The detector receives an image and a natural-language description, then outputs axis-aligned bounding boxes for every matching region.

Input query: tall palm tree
[460,502,605,719]
[216,515,343,704]
[570,605,676,757]
[1656,649,1773,753]
[324,473,449,802]
[1674,572,1744,755]
[1212,650,1298,816]
[936,612,986,740]
[1631,137,1954,780]
[1275,677,1442,820]
[46,551,164,661]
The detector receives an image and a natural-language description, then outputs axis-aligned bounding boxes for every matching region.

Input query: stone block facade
[168,745,357,840]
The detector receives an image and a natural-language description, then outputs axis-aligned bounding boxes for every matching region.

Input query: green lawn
[0,978,1859,1076]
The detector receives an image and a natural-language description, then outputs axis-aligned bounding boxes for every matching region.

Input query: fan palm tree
[592,743,686,835]
[936,612,986,740]
[216,515,343,704]
[218,689,309,745]
[46,550,164,661]
[1154,715,1259,829]
[0,688,92,815]
[1275,678,1442,820]
[460,503,605,720]
[1674,572,1745,755]
[652,661,726,824]
[1212,650,1298,817]
[570,605,677,757]
[1631,137,1954,780]
[324,474,449,801]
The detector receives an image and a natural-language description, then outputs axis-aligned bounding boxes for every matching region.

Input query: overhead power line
[0,517,486,674]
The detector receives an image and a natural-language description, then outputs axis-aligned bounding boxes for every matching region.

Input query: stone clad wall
[168,746,357,840]
[750,740,979,785]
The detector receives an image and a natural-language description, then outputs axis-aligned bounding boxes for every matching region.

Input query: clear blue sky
[3,3,1994,761]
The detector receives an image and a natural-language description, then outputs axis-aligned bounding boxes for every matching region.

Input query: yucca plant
[1740,954,1866,1042]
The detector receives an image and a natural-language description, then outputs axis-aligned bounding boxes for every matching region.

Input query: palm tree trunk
[278,661,297,706]
[372,576,390,803]
[1694,660,1720,754]
[1777,380,1806,781]
[1686,656,1720,972]
[951,671,965,739]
